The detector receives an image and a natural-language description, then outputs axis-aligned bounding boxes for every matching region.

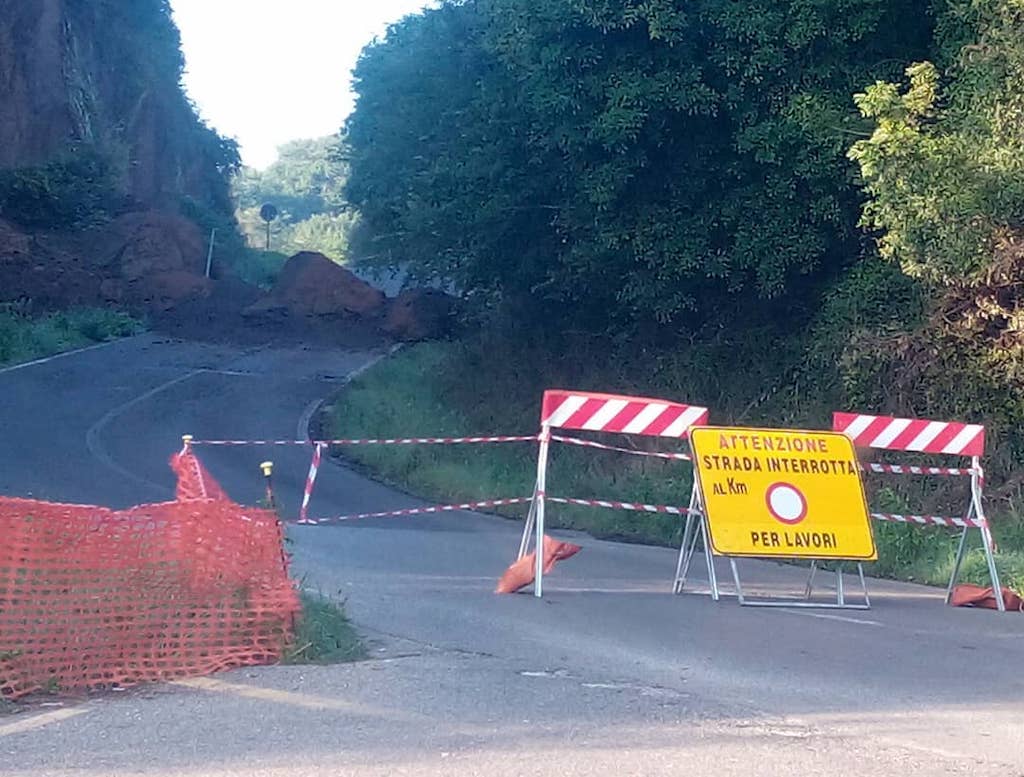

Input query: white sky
[171,0,433,169]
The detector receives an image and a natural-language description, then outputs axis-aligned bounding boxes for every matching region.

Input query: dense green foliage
[346,0,932,329]
[337,0,1024,592]
[843,0,1024,478]
[0,149,124,229]
[233,136,355,261]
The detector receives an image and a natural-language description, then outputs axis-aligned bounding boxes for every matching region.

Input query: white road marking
[84,370,205,495]
[299,345,403,441]
[0,707,88,738]
[782,609,883,627]
[0,339,121,375]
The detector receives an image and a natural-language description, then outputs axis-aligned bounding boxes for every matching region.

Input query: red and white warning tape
[863,462,977,477]
[870,512,987,529]
[292,498,533,526]
[190,436,538,447]
[546,496,699,516]
[551,435,692,461]
[291,493,701,526]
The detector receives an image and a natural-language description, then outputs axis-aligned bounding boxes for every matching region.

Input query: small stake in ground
[260,461,276,509]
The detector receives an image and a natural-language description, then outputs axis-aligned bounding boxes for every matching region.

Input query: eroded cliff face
[0,0,234,210]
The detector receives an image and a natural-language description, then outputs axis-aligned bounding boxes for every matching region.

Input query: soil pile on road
[252,251,386,318]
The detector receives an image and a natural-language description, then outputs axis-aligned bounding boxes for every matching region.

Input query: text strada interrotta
[690,427,877,560]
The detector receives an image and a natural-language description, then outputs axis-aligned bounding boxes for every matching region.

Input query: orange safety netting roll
[0,452,299,699]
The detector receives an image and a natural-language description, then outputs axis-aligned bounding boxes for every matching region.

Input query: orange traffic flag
[496,535,582,594]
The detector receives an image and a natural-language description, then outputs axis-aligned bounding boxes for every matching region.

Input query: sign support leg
[857,563,870,608]
[804,561,818,600]
[673,483,700,594]
[729,557,744,605]
[533,428,552,599]
[701,515,720,601]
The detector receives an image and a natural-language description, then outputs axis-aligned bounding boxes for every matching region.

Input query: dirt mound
[0,218,102,306]
[102,211,207,281]
[0,210,214,310]
[383,288,458,341]
[268,252,385,318]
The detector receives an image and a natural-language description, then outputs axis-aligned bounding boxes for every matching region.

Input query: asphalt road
[2,334,1023,776]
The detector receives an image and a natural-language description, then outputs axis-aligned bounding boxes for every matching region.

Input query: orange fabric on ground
[0,454,298,699]
[949,583,1023,612]
[496,535,582,594]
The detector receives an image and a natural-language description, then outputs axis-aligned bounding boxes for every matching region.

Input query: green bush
[284,592,365,664]
[0,149,124,229]
[0,307,142,367]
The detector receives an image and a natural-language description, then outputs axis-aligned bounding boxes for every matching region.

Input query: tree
[345,0,933,330]
[850,0,1024,287]
[233,135,353,260]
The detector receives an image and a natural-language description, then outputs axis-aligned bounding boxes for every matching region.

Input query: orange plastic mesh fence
[0,452,299,699]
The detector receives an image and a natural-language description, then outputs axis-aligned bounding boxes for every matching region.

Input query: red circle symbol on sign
[766,482,808,525]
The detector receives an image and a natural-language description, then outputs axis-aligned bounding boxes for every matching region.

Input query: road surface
[1,334,1023,776]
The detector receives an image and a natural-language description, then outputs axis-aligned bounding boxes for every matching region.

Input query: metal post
[836,564,845,607]
[972,458,1005,612]
[729,558,745,605]
[946,522,971,604]
[261,461,276,510]
[673,483,700,593]
[519,482,538,561]
[205,228,217,278]
[804,560,818,600]
[857,563,870,608]
[701,514,720,601]
[533,427,552,598]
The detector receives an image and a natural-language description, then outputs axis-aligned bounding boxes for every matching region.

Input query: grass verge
[284,591,366,664]
[328,340,1024,596]
[0,306,143,368]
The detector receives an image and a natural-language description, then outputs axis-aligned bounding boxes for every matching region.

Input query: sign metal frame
[675,426,875,609]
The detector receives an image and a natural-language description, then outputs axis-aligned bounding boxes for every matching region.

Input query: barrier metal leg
[946,527,970,605]
[518,484,538,561]
[836,564,845,607]
[533,429,551,599]
[981,524,1006,612]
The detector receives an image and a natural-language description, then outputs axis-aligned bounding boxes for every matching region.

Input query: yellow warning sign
[689,427,876,560]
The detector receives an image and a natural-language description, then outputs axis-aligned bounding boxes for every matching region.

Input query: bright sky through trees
[171,0,432,169]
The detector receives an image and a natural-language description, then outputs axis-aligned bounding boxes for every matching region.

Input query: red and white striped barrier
[526,389,708,598]
[833,411,1005,611]
[834,412,985,457]
[542,390,709,438]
